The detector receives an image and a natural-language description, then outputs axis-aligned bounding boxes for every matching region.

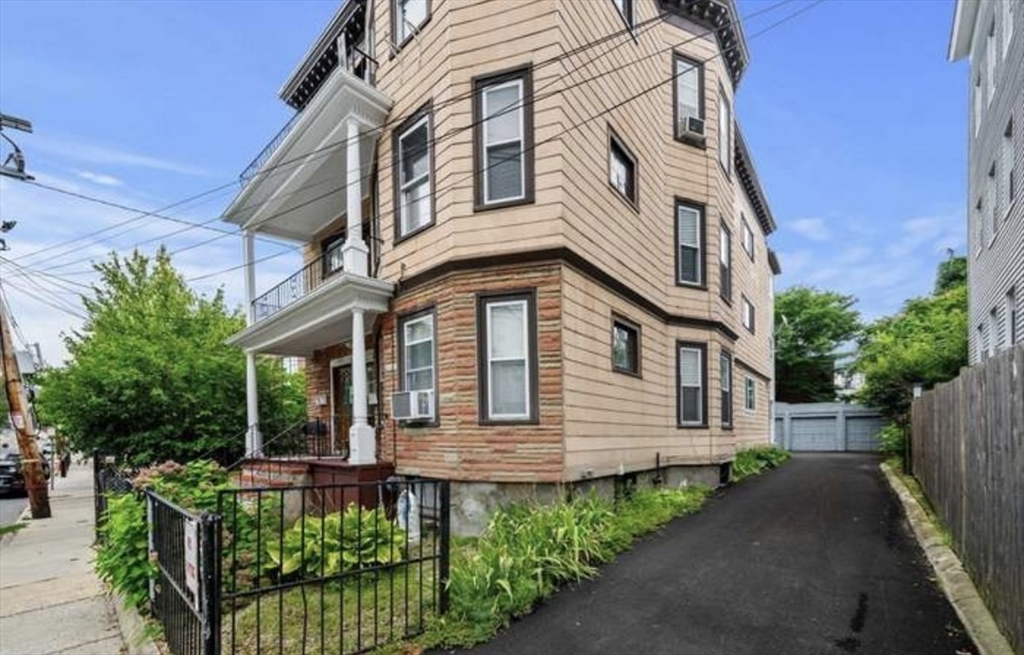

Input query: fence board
[911,344,1024,655]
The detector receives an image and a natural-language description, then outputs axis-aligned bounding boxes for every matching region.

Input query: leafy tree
[935,254,967,294]
[774,286,862,403]
[855,263,968,425]
[35,249,304,465]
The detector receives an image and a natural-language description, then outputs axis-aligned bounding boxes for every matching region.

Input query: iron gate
[148,491,221,655]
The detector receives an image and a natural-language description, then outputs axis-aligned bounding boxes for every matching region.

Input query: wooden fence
[911,344,1023,654]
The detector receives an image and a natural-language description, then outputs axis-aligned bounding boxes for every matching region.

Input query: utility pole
[1,301,51,518]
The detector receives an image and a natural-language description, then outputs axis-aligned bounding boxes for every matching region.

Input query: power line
[2,278,87,321]
[15,1,788,275]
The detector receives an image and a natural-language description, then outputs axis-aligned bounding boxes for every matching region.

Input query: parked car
[0,450,51,497]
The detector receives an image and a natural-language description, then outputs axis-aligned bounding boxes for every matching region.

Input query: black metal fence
[93,453,137,541]
[148,492,221,655]
[146,478,450,655]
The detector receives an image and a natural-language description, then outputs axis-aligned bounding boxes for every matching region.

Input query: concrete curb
[0,505,32,548]
[880,462,1014,655]
[107,589,161,655]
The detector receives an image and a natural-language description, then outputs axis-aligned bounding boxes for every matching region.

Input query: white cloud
[32,136,213,177]
[788,217,832,241]
[75,170,123,187]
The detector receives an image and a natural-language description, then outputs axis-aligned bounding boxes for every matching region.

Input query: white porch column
[341,117,369,277]
[242,230,261,454]
[348,307,376,464]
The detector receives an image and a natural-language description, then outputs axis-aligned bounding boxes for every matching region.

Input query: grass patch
[0,522,26,537]
[225,567,436,655]
[731,445,791,481]
[885,462,953,547]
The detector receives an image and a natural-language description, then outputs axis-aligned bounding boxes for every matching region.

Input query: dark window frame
[744,375,756,412]
[672,52,705,147]
[719,220,732,305]
[742,294,756,334]
[320,230,346,279]
[676,341,708,429]
[392,101,436,245]
[720,349,733,429]
[607,125,639,210]
[472,65,536,212]
[675,198,706,288]
[611,313,642,378]
[612,0,635,32]
[717,85,732,178]
[396,304,439,427]
[741,214,755,261]
[477,289,539,425]
[391,0,432,53]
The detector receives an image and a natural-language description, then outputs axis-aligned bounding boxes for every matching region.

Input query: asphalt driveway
[450,454,974,655]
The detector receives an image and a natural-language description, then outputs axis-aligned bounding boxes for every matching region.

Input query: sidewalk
[0,462,124,655]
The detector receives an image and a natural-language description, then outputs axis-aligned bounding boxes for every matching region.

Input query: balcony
[227,244,393,357]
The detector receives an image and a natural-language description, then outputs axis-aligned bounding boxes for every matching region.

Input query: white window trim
[1003,0,1014,58]
[718,90,732,173]
[744,376,756,412]
[676,57,701,122]
[609,139,635,203]
[398,115,431,237]
[679,345,704,426]
[482,79,526,205]
[402,314,435,395]
[612,0,634,30]
[395,0,428,45]
[987,21,997,105]
[741,217,754,259]
[742,297,755,333]
[486,299,531,420]
[720,352,732,428]
[677,204,703,286]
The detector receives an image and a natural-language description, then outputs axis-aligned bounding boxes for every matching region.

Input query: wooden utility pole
[0,301,50,518]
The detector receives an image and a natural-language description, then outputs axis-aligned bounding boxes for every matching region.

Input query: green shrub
[264,505,405,579]
[732,445,791,481]
[877,423,905,455]
[441,485,709,647]
[95,492,153,609]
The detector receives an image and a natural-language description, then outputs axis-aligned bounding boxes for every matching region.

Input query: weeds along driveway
[449,454,974,655]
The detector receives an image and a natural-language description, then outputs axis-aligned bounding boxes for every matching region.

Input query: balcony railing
[252,244,345,322]
[240,110,302,184]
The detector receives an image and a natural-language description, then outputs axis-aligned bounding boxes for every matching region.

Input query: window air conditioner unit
[391,390,434,421]
[678,115,706,141]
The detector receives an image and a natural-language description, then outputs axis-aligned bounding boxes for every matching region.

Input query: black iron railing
[252,246,344,322]
[93,453,137,542]
[217,480,450,655]
[240,111,302,185]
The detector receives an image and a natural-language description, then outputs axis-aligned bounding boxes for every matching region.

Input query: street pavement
[449,454,975,655]
[0,497,27,527]
[0,461,123,655]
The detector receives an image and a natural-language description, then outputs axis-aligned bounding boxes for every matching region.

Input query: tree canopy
[855,267,968,424]
[934,254,967,294]
[774,286,862,403]
[36,249,305,465]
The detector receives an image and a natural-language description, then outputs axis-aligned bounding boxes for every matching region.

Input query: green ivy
[264,505,406,580]
[95,492,153,609]
[732,445,791,481]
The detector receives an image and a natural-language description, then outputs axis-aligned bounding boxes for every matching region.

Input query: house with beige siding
[224,0,781,532]
[949,0,1023,364]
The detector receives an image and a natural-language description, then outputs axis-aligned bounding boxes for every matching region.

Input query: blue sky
[0,0,966,364]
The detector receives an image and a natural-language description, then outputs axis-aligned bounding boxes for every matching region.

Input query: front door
[331,360,376,454]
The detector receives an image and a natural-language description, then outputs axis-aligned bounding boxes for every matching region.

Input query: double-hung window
[720,350,732,428]
[609,130,638,206]
[718,88,732,173]
[1008,288,1019,346]
[674,55,703,142]
[475,68,533,208]
[677,342,706,427]
[1004,0,1015,57]
[744,376,756,412]
[676,202,704,286]
[973,74,983,136]
[321,232,345,277]
[988,162,998,241]
[742,296,756,334]
[394,0,428,46]
[987,21,996,104]
[719,222,732,303]
[399,310,436,419]
[479,292,537,422]
[612,315,641,376]
[741,216,754,260]
[395,111,432,239]
[1006,119,1015,210]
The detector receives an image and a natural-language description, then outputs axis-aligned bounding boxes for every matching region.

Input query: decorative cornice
[397,246,741,342]
[660,0,749,86]
[767,248,782,275]
[735,128,776,236]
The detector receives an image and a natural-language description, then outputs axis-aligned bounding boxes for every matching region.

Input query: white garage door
[846,416,884,451]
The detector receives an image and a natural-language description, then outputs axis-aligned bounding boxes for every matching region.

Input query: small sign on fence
[184,518,199,600]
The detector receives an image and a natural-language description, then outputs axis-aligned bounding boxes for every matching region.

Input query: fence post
[93,451,101,542]
[438,481,451,616]
[200,513,221,655]
[146,493,156,608]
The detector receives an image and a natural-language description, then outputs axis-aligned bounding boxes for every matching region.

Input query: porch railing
[252,246,345,322]
[240,110,302,185]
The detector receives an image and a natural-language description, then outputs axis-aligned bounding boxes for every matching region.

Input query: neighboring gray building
[950,0,1024,364]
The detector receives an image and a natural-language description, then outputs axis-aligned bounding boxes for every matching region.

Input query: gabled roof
[948,0,980,61]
